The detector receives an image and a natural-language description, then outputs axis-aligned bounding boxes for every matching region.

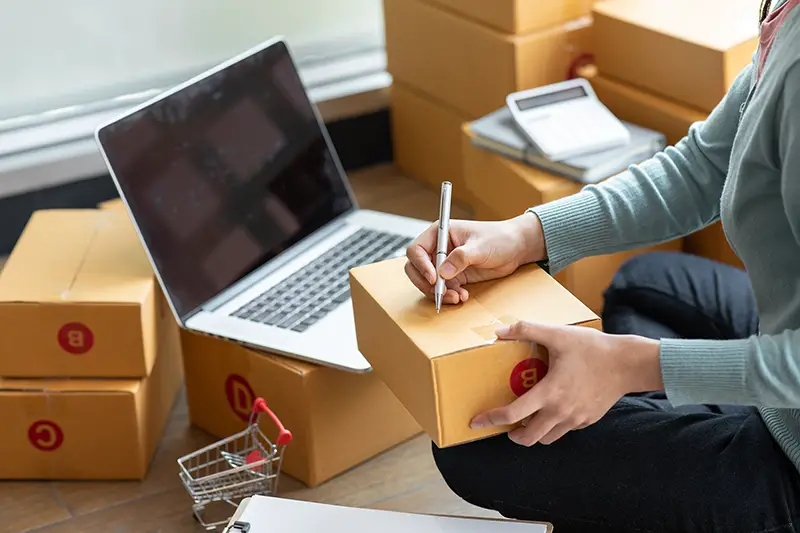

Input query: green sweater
[529,5,800,472]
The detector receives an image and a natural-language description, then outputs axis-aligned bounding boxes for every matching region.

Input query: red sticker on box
[28,420,64,451]
[509,358,548,397]
[57,323,94,355]
[225,374,256,422]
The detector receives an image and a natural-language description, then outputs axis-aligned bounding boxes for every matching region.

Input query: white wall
[0,0,385,120]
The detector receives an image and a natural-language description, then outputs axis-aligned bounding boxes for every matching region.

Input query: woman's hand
[471,321,663,446]
[404,213,546,305]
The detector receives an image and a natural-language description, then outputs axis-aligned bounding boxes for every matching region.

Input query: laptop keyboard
[230,228,413,333]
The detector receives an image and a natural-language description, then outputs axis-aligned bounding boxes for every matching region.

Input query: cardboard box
[0,294,183,480]
[390,82,472,205]
[0,209,167,378]
[98,198,125,211]
[472,198,504,222]
[684,222,744,270]
[385,0,593,117]
[592,0,759,112]
[180,330,422,487]
[349,257,600,448]
[423,0,594,34]
[462,125,683,312]
[586,71,708,146]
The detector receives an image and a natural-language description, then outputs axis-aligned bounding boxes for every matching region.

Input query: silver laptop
[94,37,430,373]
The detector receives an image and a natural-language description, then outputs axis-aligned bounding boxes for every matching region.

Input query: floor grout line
[49,483,75,518]
[25,487,177,533]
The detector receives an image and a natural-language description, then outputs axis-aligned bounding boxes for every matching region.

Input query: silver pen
[435,181,452,314]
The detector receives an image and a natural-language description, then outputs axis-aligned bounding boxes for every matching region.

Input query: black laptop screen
[97,40,354,320]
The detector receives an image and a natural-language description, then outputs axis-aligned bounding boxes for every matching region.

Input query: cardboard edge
[592,72,708,122]
[349,269,444,444]
[293,368,319,487]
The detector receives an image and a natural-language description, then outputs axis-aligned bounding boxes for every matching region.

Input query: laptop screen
[97,40,355,320]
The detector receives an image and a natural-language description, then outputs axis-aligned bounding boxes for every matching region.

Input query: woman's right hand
[404,212,546,305]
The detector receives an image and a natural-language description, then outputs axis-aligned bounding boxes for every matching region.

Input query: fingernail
[427,272,437,284]
[439,263,456,279]
[494,325,510,337]
[470,415,487,430]
[508,429,525,445]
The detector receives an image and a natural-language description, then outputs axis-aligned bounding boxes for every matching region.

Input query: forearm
[660,330,800,409]
[526,63,754,273]
[529,133,728,272]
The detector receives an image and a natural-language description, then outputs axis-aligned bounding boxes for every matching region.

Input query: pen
[435,181,452,314]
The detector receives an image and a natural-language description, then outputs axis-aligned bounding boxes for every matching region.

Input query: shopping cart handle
[252,398,293,446]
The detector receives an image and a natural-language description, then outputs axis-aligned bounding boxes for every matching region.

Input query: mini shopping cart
[178,397,292,530]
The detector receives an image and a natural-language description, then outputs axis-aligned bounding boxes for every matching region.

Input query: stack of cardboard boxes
[0,207,183,480]
[586,0,761,269]
[460,132,684,312]
[385,0,596,204]
[97,199,422,488]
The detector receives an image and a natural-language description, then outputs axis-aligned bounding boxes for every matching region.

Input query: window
[0,0,389,197]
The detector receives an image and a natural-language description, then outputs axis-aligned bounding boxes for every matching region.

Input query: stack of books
[467,105,666,184]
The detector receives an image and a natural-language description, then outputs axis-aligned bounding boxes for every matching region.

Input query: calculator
[506,78,631,162]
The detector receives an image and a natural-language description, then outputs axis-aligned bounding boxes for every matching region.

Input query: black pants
[432,251,800,533]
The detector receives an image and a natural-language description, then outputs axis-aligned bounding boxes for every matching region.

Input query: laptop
[94,37,430,373]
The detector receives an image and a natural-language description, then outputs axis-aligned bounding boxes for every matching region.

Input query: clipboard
[223,495,553,533]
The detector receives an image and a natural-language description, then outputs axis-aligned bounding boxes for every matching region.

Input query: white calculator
[506,78,631,162]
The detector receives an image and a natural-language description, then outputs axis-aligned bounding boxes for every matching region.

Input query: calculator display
[514,86,588,111]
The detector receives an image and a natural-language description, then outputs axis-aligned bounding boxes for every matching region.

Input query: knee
[431,441,493,510]
[606,250,683,293]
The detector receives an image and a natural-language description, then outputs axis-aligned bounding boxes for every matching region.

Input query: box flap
[0,209,154,304]
[349,257,598,359]
[0,376,140,394]
[97,198,125,211]
[593,0,759,51]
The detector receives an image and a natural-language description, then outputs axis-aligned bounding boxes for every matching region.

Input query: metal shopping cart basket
[178,397,292,530]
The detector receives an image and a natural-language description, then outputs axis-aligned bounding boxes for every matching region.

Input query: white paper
[230,496,550,533]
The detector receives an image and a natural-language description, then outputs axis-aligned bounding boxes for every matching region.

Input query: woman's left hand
[470,321,664,447]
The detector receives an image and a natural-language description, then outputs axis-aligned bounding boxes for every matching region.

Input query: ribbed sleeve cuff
[660,338,753,406]
[526,191,614,273]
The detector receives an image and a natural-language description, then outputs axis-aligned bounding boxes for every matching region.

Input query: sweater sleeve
[657,60,800,409]
[528,62,754,273]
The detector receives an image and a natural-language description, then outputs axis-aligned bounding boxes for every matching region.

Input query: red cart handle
[252,397,293,446]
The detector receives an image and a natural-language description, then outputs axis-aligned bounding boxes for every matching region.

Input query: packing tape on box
[60,211,115,301]
[470,315,520,341]
[18,382,62,477]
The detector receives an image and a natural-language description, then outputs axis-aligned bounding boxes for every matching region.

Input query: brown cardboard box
[385,0,593,117]
[390,82,472,205]
[586,72,708,146]
[0,209,167,378]
[685,222,744,270]
[180,330,422,487]
[423,0,594,34]
[98,198,125,211]
[349,257,600,448]
[0,295,183,480]
[462,124,683,312]
[592,0,759,112]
